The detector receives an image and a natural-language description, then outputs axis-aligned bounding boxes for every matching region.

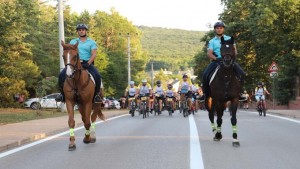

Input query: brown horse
[205,36,241,147]
[61,41,105,151]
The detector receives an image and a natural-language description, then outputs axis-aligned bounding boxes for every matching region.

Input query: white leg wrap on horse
[70,128,75,137]
[217,127,222,133]
[85,130,90,135]
[91,122,96,130]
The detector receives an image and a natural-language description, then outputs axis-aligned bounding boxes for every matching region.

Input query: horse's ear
[221,36,225,44]
[74,41,79,48]
[61,40,65,47]
[231,36,235,44]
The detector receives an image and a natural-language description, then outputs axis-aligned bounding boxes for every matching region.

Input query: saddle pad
[209,66,220,85]
[88,72,95,85]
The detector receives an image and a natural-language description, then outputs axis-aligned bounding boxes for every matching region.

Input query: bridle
[64,49,80,78]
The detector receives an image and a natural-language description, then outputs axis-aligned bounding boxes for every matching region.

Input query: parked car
[24,93,61,110]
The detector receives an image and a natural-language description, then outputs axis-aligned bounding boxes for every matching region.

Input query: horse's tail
[94,104,106,121]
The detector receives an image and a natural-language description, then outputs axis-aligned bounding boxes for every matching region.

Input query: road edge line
[189,115,205,169]
[0,114,129,159]
[240,111,300,124]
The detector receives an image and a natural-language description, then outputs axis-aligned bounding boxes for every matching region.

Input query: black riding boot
[56,68,66,102]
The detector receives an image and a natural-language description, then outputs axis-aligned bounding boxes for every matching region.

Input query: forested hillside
[139,26,205,72]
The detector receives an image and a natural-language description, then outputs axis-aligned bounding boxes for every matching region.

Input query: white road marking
[66,52,72,76]
[241,111,300,124]
[0,114,129,159]
[189,115,205,169]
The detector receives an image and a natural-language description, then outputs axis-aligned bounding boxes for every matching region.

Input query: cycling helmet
[76,24,89,30]
[130,81,135,85]
[244,90,247,94]
[182,74,188,78]
[168,84,173,89]
[257,82,263,85]
[214,22,225,29]
[156,80,161,85]
[142,79,147,83]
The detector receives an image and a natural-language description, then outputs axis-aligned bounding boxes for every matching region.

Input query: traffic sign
[268,61,279,72]
[270,72,278,78]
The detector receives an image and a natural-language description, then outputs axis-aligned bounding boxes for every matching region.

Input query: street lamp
[58,0,65,72]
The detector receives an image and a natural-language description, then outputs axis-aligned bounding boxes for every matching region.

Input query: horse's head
[61,41,79,78]
[220,36,236,67]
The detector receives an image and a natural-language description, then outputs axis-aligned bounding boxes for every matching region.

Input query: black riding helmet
[214,22,225,29]
[76,24,89,30]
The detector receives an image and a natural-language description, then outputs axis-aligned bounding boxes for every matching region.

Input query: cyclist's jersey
[180,81,191,93]
[191,85,198,93]
[126,86,138,96]
[70,37,97,61]
[138,83,152,95]
[166,88,176,97]
[255,87,267,96]
[153,86,164,95]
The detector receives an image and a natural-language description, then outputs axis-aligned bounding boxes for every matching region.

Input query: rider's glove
[82,62,90,69]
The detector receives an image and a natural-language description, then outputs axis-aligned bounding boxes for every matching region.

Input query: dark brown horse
[205,36,241,147]
[61,41,105,151]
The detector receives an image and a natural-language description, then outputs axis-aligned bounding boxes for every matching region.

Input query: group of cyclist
[124,74,206,115]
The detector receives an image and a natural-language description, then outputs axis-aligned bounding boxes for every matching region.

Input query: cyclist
[241,90,251,109]
[124,81,138,110]
[178,74,192,114]
[137,79,152,112]
[165,83,177,113]
[255,82,270,109]
[153,80,165,114]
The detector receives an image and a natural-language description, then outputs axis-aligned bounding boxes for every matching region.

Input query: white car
[24,93,61,110]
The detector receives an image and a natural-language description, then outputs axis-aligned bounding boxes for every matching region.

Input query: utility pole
[151,62,154,87]
[58,0,65,72]
[127,33,131,85]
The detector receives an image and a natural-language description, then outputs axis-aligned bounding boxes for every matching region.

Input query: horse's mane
[62,44,78,50]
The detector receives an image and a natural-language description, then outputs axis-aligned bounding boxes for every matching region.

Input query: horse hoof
[90,137,96,143]
[232,141,240,147]
[213,137,221,141]
[83,138,91,144]
[68,144,76,151]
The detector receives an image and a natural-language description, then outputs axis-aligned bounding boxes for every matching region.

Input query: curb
[0,111,127,153]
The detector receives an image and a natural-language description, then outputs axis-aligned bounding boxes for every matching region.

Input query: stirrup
[94,95,102,103]
[55,94,65,102]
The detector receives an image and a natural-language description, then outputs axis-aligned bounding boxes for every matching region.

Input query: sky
[65,0,224,31]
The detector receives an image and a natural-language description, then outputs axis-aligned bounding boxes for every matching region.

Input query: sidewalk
[0,109,128,153]
[267,109,300,119]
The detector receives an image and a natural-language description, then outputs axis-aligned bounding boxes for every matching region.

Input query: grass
[0,108,71,125]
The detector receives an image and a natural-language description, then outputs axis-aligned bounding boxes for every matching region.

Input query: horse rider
[153,80,165,114]
[56,24,102,103]
[202,21,245,99]
[255,82,270,109]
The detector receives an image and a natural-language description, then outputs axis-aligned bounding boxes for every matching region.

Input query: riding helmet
[214,22,226,29]
[76,24,89,30]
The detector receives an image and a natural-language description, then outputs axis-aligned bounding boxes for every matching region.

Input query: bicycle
[179,90,189,118]
[139,94,149,119]
[165,96,174,116]
[128,97,136,117]
[257,95,266,117]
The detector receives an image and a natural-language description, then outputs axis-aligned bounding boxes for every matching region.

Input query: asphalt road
[0,110,300,169]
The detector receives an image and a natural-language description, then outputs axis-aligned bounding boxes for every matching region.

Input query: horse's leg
[82,103,93,144]
[214,102,225,141]
[66,100,76,151]
[206,97,216,132]
[231,98,240,147]
[90,103,105,143]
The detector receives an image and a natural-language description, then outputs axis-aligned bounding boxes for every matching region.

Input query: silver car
[24,93,61,110]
